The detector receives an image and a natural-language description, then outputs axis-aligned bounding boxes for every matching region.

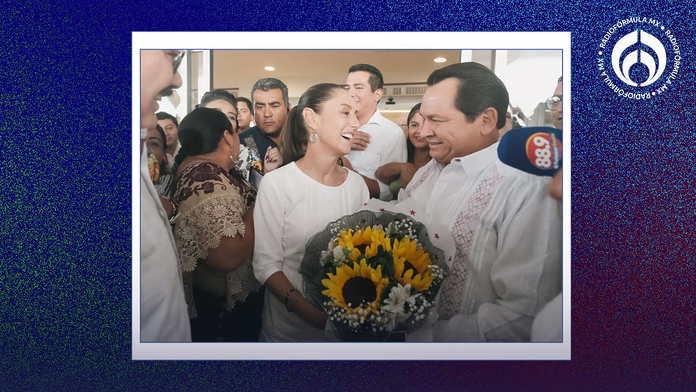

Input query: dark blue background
[1,0,694,389]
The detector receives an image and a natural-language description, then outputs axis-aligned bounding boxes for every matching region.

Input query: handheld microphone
[498,127,562,176]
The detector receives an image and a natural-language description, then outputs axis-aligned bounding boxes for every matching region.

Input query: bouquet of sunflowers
[300,210,448,341]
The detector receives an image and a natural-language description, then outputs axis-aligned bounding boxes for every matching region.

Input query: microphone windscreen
[498,127,563,176]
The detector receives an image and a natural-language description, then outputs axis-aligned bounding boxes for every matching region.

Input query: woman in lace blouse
[171,106,263,342]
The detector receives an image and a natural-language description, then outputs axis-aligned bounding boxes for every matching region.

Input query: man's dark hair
[156,111,178,127]
[558,76,562,83]
[251,78,289,107]
[426,62,509,129]
[237,96,254,115]
[348,63,384,92]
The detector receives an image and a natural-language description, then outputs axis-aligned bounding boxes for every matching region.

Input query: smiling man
[156,111,179,166]
[140,50,191,342]
[400,62,562,342]
[345,64,407,201]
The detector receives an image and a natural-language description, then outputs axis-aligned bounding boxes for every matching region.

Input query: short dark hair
[156,111,178,127]
[236,96,253,115]
[558,76,563,83]
[199,89,237,109]
[426,62,509,129]
[348,64,384,92]
[280,83,345,164]
[251,78,289,107]
[174,107,233,167]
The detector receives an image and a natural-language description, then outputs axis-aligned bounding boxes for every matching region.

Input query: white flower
[328,240,336,252]
[319,250,331,267]
[333,246,346,263]
[382,284,418,315]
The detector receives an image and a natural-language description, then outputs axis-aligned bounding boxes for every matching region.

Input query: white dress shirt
[346,109,407,201]
[399,142,562,341]
[253,162,369,341]
[531,293,563,342]
[140,148,191,342]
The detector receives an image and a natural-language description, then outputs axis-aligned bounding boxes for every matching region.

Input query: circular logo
[526,132,562,170]
[597,17,681,99]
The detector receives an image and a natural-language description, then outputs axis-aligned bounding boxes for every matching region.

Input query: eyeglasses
[171,51,185,74]
[545,95,562,110]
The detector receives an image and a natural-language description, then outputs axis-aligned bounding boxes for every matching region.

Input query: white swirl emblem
[611,29,666,87]
[598,18,681,100]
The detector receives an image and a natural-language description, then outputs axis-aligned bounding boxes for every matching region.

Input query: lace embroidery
[173,162,260,318]
[405,162,436,198]
[176,193,246,272]
[438,168,503,320]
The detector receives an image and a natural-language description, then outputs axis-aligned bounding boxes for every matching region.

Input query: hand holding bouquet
[300,210,448,341]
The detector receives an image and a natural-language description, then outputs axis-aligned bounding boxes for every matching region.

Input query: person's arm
[203,206,254,271]
[376,162,419,189]
[375,162,404,185]
[399,163,418,188]
[375,127,408,200]
[175,172,255,273]
[252,173,328,330]
[264,271,327,330]
[160,197,174,219]
[252,176,286,285]
[359,175,381,199]
[432,182,562,341]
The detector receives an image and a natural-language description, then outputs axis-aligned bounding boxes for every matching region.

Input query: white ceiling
[211,50,462,100]
[183,49,561,124]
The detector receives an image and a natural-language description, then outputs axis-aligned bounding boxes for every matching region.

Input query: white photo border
[132,31,571,360]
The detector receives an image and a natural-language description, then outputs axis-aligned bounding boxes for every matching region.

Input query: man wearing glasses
[546,76,563,130]
[140,50,191,342]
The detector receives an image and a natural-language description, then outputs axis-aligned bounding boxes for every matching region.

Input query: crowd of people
[139,50,564,343]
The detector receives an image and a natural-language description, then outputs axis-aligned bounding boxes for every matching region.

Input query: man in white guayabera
[401,62,562,342]
[140,50,191,342]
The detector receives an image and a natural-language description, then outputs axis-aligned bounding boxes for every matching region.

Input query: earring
[309,129,318,143]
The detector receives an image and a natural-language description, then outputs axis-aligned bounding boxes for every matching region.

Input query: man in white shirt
[401,62,562,341]
[139,50,191,342]
[531,76,565,342]
[345,64,407,201]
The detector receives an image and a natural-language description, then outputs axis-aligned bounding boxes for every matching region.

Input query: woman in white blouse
[253,83,370,341]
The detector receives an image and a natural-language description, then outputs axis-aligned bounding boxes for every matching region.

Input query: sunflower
[336,226,391,261]
[392,237,434,292]
[321,259,389,313]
